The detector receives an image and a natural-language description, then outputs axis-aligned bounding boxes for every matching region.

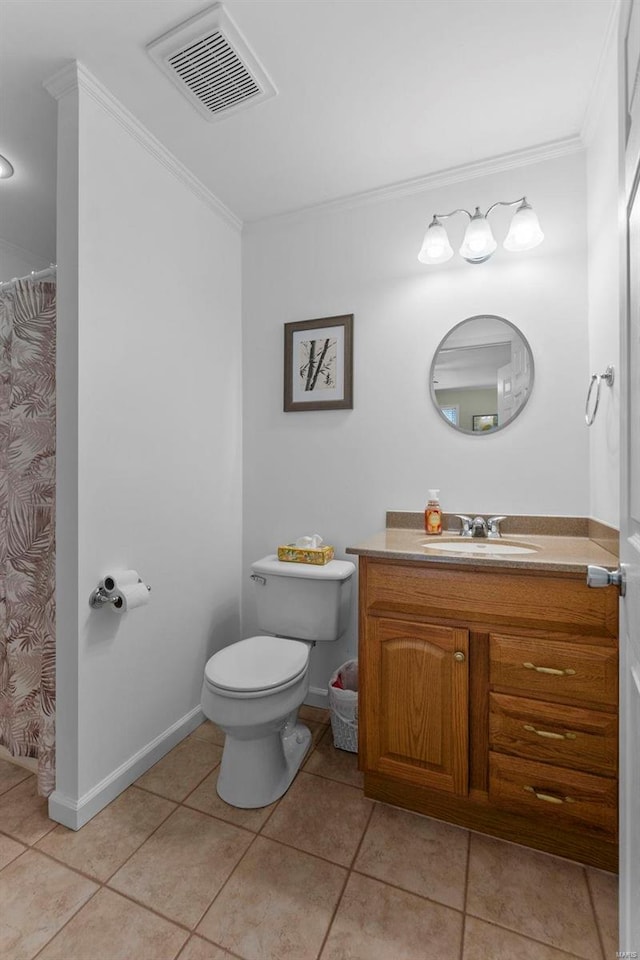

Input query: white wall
[50,66,242,824]
[0,237,51,282]
[242,152,590,701]
[586,20,622,528]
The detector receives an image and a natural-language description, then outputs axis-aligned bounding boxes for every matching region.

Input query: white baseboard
[305,685,329,709]
[48,705,205,830]
[0,745,38,773]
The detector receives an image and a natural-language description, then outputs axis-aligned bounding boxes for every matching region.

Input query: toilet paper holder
[89,578,151,610]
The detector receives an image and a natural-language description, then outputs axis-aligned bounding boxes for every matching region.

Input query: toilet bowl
[201,554,355,808]
[201,635,313,808]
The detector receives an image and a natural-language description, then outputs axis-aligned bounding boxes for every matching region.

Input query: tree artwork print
[299,337,337,391]
[283,314,352,412]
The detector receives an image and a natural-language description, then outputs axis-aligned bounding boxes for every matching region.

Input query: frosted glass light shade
[459,215,497,263]
[503,202,544,251]
[0,154,14,179]
[418,220,454,264]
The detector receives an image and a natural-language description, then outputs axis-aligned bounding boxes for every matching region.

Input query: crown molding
[245,136,584,231]
[580,0,621,146]
[43,61,242,233]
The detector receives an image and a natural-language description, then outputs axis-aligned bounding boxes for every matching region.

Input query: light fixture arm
[484,196,528,218]
[431,208,473,223]
[432,200,527,224]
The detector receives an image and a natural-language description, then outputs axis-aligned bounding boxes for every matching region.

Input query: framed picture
[284,314,353,412]
[473,414,498,432]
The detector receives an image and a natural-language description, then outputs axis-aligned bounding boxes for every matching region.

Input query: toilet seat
[204,636,309,693]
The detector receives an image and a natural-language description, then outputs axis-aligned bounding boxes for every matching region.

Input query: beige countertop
[346,527,619,574]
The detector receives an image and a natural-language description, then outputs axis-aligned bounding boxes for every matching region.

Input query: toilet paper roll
[101,569,140,594]
[112,581,150,612]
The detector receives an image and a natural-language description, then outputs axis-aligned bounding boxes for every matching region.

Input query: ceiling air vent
[147,3,277,122]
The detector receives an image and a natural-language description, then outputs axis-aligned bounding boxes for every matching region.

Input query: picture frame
[472,414,499,432]
[284,314,353,412]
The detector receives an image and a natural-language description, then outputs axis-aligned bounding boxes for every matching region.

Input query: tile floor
[0,706,618,960]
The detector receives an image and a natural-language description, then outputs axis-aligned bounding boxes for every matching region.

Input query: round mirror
[430,315,534,434]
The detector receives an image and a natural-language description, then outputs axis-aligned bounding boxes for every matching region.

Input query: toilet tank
[251,555,355,642]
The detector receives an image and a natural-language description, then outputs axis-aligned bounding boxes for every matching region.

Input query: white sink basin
[422,539,539,556]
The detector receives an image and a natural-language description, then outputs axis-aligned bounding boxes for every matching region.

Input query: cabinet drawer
[489,752,617,837]
[363,561,618,636]
[490,634,617,706]
[490,693,617,776]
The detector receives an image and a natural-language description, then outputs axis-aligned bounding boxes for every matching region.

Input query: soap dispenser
[425,489,442,535]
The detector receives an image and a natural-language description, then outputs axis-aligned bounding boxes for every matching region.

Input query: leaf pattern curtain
[0,279,56,796]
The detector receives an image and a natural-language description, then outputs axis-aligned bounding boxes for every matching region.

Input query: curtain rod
[0,264,57,291]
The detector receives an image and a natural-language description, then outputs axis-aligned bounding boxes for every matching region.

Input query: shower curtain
[0,279,56,796]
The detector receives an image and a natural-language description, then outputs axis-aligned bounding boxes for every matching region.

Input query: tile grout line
[24,783,225,958]
[584,866,609,960]
[24,795,200,958]
[459,829,472,960]
[176,933,246,960]
[31,786,180,885]
[314,799,377,960]
[349,865,466,917]
[187,830,263,949]
[462,909,603,960]
[29,875,104,960]
[189,724,357,954]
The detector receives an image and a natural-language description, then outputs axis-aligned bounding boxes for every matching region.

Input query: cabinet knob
[453,651,466,662]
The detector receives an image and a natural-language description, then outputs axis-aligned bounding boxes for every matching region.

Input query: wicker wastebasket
[328,659,358,753]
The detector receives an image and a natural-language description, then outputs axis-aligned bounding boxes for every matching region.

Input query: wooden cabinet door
[362,617,469,795]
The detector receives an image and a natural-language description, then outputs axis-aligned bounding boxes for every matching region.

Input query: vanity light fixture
[418,197,544,265]
[0,154,14,179]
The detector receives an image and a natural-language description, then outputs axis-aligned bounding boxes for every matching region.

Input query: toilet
[201,554,356,808]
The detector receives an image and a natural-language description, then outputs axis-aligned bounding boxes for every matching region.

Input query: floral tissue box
[277,543,335,565]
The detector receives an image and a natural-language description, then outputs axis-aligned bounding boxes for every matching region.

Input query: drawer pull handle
[522,724,577,741]
[524,786,575,804]
[453,651,466,662]
[522,662,576,677]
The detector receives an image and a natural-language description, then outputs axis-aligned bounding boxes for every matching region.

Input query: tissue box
[277,543,335,565]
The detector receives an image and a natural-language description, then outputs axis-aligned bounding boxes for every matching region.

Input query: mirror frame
[429,314,535,436]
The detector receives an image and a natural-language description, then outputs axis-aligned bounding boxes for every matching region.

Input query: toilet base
[216,721,312,808]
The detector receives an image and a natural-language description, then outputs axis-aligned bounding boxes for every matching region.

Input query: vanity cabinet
[358,557,619,871]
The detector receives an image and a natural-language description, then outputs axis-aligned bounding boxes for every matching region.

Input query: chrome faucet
[455,515,507,538]
[471,516,487,538]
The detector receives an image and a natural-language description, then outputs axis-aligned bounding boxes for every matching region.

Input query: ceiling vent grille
[147,4,277,122]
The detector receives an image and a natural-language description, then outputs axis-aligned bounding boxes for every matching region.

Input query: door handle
[586,564,626,596]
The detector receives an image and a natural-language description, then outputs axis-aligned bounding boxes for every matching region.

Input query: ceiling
[0,0,616,262]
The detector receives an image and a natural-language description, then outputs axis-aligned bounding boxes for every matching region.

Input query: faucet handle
[487,516,507,538]
[455,514,473,537]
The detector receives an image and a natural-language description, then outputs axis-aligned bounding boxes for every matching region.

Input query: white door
[496,361,513,425]
[620,1,640,951]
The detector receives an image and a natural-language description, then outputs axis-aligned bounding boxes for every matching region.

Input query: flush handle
[586,564,626,596]
[250,574,266,586]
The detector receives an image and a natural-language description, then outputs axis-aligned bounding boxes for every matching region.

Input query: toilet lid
[204,636,309,692]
